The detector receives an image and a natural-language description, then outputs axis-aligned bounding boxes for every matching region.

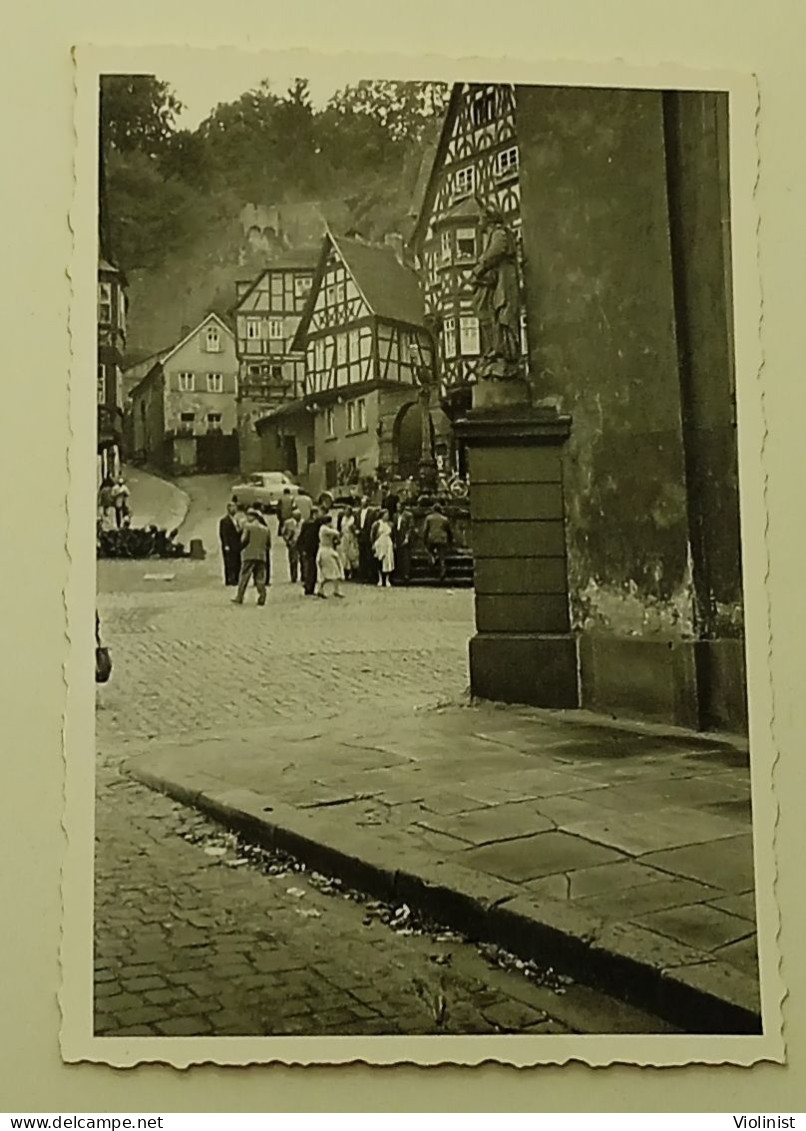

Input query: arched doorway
[393,400,434,480]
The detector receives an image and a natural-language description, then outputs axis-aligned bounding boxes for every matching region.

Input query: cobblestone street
[94,474,673,1037]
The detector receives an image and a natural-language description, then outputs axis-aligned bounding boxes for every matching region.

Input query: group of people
[97,475,131,531]
[219,487,456,605]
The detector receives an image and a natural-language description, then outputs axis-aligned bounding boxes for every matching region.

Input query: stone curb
[126,763,762,1037]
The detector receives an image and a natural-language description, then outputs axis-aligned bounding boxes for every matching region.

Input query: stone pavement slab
[125,699,760,1033]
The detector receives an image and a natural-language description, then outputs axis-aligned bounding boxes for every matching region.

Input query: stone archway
[392,400,434,480]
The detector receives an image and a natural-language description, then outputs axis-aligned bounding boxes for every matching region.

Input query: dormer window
[205,324,222,352]
[453,166,475,201]
[471,89,496,128]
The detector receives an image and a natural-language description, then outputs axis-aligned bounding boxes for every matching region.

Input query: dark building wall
[516,85,694,639]
[663,90,743,640]
[513,85,746,731]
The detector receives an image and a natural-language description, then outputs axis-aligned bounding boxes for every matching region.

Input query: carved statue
[471,201,522,379]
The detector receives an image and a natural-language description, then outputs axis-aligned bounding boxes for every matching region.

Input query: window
[207,412,222,430]
[326,407,336,438]
[205,325,222,352]
[179,412,195,432]
[348,329,360,361]
[268,317,284,341]
[356,397,366,431]
[440,230,452,264]
[248,363,261,376]
[177,372,195,392]
[314,339,325,372]
[336,334,347,366]
[96,364,106,404]
[98,281,112,323]
[495,145,519,179]
[471,89,496,128]
[246,319,262,341]
[443,316,457,359]
[270,365,284,382]
[459,316,480,355]
[453,166,475,200]
[206,373,223,393]
[294,276,312,299]
[456,227,476,260]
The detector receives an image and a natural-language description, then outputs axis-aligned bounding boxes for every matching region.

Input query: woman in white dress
[315,516,345,599]
[337,506,360,580]
[372,509,395,588]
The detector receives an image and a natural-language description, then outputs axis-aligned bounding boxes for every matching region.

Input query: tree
[100,75,182,157]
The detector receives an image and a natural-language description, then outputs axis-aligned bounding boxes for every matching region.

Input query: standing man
[356,495,379,584]
[280,506,302,583]
[233,508,270,606]
[423,502,453,583]
[218,501,242,587]
[297,504,325,596]
[393,502,414,585]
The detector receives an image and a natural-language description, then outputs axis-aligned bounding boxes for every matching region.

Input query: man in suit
[392,503,414,585]
[218,502,242,587]
[233,509,270,605]
[356,495,379,584]
[297,503,328,596]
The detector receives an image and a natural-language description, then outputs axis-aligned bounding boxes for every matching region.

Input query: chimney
[384,232,408,268]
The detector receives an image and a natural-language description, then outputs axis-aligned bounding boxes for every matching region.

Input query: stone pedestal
[454,401,578,709]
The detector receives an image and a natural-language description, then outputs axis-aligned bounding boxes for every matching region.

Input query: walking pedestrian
[372,509,395,588]
[315,515,345,599]
[98,477,116,532]
[233,508,270,606]
[218,501,242,587]
[277,487,295,525]
[280,506,302,583]
[337,506,359,580]
[392,502,414,585]
[112,476,131,528]
[423,502,453,583]
[253,510,273,587]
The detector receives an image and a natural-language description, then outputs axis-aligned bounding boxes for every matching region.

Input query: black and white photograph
[74,50,773,1064]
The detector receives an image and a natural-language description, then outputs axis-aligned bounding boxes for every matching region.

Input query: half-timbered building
[411,83,528,424]
[232,252,318,473]
[97,257,128,483]
[288,232,436,498]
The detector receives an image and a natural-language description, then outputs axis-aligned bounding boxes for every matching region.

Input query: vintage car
[231,471,303,513]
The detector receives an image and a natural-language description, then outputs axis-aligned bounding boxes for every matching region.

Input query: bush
[97,524,188,559]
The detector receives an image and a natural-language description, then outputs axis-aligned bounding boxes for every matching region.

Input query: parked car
[231,471,302,513]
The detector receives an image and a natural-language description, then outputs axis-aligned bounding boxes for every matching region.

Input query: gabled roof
[158,312,234,368]
[128,313,234,398]
[291,232,425,350]
[232,250,320,314]
[409,83,465,250]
